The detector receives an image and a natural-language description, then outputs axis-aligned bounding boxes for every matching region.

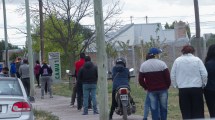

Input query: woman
[204,44,215,118]
[171,45,208,119]
[34,60,41,87]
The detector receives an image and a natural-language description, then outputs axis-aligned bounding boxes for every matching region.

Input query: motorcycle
[115,85,136,120]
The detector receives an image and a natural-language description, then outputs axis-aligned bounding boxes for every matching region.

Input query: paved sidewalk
[32,87,143,120]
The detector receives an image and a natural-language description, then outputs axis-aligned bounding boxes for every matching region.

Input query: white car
[0,77,34,120]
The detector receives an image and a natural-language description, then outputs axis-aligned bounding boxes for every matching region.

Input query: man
[72,52,91,110]
[171,45,207,119]
[16,57,22,78]
[19,59,30,97]
[139,48,171,120]
[78,56,98,115]
[40,60,53,99]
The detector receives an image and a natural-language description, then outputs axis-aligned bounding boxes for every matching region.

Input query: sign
[48,52,61,81]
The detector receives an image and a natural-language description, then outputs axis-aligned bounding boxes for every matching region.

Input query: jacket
[78,61,98,84]
[10,62,16,74]
[34,64,41,75]
[205,58,215,91]
[40,64,53,76]
[139,58,171,91]
[19,63,30,78]
[112,64,130,90]
[171,54,208,88]
[75,58,85,77]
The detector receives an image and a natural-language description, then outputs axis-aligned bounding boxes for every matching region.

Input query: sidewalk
[32,87,144,120]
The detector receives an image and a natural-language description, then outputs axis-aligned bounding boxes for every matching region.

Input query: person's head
[23,59,28,64]
[80,52,85,59]
[17,57,21,61]
[205,44,215,63]
[36,60,40,64]
[148,47,162,58]
[42,60,47,64]
[181,45,195,54]
[115,57,126,67]
[85,56,91,62]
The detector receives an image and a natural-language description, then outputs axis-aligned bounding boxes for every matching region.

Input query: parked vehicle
[0,77,34,120]
[115,85,136,120]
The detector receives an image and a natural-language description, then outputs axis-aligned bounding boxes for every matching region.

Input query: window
[0,80,23,96]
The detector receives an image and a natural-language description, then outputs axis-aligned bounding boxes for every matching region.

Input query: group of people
[70,53,99,115]
[139,44,215,120]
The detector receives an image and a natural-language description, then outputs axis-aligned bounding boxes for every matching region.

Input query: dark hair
[205,44,215,63]
[2,67,9,71]
[181,45,195,54]
[85,56,91,62]
[17,57,21,61]
[36,60,40,64]
[23,59,28,64]
[80,53,85,59]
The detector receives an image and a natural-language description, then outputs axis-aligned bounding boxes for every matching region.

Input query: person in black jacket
[204,44,215,118]
[78,56,98,115]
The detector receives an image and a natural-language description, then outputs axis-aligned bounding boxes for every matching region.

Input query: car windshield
[0,79,23,96]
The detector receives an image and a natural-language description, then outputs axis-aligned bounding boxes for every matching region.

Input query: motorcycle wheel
[122,105,128,120]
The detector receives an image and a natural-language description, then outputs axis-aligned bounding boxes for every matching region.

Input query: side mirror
[66,70,70,74]
[129,68,134,72]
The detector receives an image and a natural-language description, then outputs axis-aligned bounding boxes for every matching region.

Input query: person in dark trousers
[40,60,53,99]
[15,57,22,78]
[109,57,130,120]
[19,59,30,97]
[10,60,16,77]
[78,56,98,115]
[34,60,41,87]
[204,44,215,118]
[171,45,208,119]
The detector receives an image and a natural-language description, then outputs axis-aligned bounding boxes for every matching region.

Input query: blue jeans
[143,92,150,119]
[83,84,98,114]
[148,89,168,120]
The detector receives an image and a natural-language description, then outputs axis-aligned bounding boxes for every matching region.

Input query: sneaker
[41,96,44,99]
[94,111,99,114]
[78,109,81,112]
[82,112,88,115]
[50,96,53,98]
[69,104,75,108]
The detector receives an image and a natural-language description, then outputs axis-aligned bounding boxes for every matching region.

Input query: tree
[206,34,215,47]
[0,40,19,61]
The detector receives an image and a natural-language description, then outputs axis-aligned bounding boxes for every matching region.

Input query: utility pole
[93,0,109,120]
[130,16,133,24]
[25,0,35,102]
[39,0,44,61]
[2,0,9,67]
[146,16,148,24]
[193,0,202,59]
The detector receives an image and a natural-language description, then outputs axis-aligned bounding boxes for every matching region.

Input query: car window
[0,80,23,96]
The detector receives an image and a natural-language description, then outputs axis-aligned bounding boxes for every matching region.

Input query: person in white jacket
[171,45,208,119]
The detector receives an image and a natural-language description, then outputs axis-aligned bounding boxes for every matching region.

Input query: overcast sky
[0,0,215,47]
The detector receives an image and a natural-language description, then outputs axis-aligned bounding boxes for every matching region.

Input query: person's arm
[199,60,208,87]
[138,72,147,90]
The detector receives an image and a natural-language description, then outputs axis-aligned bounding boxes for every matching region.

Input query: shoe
[41,96,44,99]
[94,111,99,114]
[69,104,75,108]
[50,96,53,98]
[78,109,81,112]
[82,112,88,115]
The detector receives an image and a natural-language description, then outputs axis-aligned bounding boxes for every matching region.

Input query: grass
[52,79,209,119]
[34,109,59,120]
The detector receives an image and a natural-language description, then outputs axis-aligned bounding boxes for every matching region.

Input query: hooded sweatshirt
[78,61,98,84]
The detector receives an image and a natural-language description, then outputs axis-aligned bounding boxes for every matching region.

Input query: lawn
[52,79,209,119]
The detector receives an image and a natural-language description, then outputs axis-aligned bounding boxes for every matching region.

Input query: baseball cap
[148,48,162,55]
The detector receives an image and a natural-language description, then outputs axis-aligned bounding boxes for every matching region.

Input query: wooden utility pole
[193,0,202,59]
[93,0,109,120]
[39,0,44,61]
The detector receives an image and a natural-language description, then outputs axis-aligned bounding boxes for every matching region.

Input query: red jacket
[75,58,85,76]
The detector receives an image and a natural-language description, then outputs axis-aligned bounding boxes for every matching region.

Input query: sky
[0,0,215,47]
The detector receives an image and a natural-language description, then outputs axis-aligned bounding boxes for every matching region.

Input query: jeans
[83,84,98,114]
[40,76,52,97]
[21,78,30,97]
[204,89,215,118]
[143,92,150,119]
[148,89,168,120]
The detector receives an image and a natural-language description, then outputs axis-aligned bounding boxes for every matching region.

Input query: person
[15,57,22,78]
[73,52,92,110]
[34,60,41,87]
[171,45,208,119]
[204,44,215,118]
[109,57,130,120]
[39,60,53,99]
[19,59,30,97]
[139,48,171,120]
[0,67,9,77]
[10,60,16,77]
[70,71,77,107]
[78,56,98,115]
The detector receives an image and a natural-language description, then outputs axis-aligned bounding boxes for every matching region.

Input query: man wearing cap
[139,48,171,120]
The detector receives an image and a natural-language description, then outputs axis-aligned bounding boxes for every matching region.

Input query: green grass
[52,79,209,119]
[34,109,59,120]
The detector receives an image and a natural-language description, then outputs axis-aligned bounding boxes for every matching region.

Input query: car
[0,77,34,120]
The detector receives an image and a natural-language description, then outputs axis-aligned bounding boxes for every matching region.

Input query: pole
[25,0,35,102]
[93,0,109,120]
[193,0,202,59]
[39,0,44,61]
[2,0,9,67]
